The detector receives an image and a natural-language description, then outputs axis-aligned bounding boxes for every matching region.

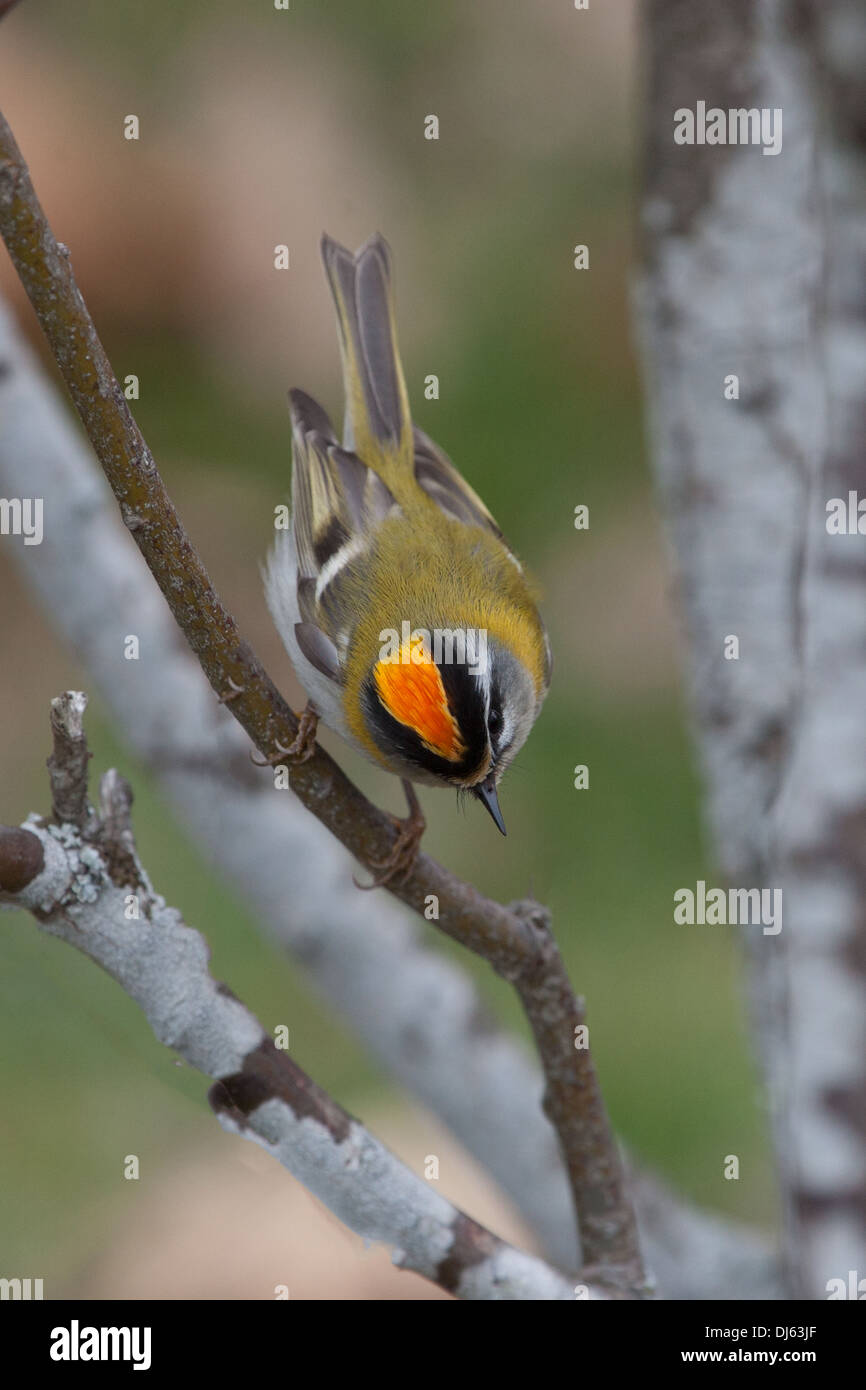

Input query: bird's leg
[283,701,320,762]
[250,701,319,766]
[357,779,426,890]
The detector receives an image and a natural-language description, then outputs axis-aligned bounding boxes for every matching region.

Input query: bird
[264,233,551,885]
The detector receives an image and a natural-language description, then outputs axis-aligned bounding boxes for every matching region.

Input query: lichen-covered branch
[0,695,591,1301]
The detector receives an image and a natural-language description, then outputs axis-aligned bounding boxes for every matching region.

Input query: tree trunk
[637,0,866,1298]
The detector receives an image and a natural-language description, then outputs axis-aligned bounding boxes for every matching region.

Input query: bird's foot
[356,780,426,890]
[250,702,319,766]
[283,702,320,763]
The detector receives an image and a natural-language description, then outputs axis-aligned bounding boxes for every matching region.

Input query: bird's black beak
[473,775,506,836]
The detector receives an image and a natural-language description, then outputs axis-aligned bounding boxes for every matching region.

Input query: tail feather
[320,233,412,470]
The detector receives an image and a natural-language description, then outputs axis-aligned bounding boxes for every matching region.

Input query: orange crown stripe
[374,647,465,762]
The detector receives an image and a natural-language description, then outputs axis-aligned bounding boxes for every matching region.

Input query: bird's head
[360,628,543,833]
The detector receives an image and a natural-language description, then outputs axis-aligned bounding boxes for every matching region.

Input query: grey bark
[638,0,866,1297]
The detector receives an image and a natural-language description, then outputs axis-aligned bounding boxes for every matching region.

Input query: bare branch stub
[97,769,145,891]
[47,691,92,830]
[0,825,44,893]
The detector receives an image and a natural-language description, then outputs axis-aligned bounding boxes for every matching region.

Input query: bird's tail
[320,233,413,475]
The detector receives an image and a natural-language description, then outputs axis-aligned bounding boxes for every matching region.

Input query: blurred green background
[0,0,772,1298]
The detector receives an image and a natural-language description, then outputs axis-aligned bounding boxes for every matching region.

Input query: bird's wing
[288,387,397,679]
[412,426,505,541]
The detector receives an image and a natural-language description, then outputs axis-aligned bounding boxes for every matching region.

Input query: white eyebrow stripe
[315,536,366,602]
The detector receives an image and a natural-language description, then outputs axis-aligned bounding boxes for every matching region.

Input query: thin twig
[511,900,639,1276]
[0,109,645,1285]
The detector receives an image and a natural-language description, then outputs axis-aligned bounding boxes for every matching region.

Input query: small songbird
[265,234,551,884]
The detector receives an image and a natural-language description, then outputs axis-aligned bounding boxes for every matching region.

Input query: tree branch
[0,695,596,1301]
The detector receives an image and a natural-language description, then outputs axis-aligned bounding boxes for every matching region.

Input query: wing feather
[412,426,505,540]
[288,388,399,679]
